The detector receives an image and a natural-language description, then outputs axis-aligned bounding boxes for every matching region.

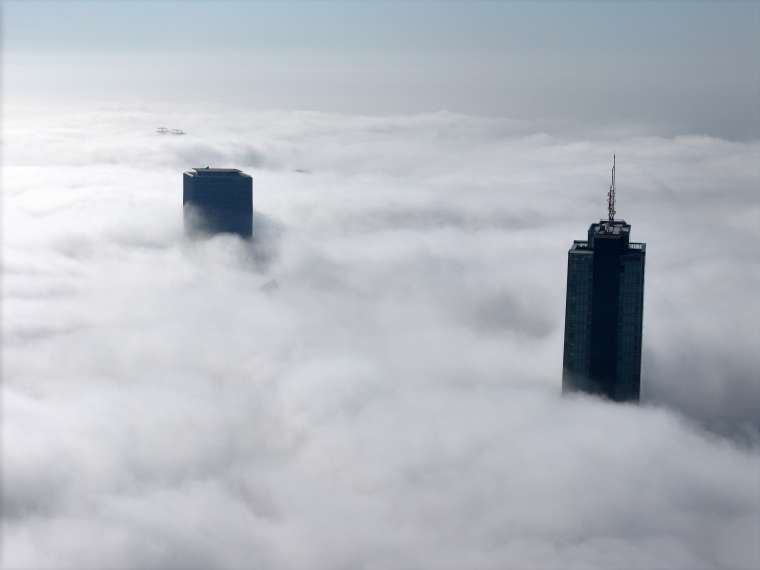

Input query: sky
[3,2,760,570]
[4,1,760,138]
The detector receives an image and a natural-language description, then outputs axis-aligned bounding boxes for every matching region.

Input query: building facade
[183,167,253,238]
[562,219,646,402]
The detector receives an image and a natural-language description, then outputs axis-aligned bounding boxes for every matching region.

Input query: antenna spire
[607,154,616,222]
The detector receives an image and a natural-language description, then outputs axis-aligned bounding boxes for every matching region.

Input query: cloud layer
[3,105,759,569]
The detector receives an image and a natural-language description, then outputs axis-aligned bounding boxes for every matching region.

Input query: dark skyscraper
[183,167,253,238]
[563,157,646,402]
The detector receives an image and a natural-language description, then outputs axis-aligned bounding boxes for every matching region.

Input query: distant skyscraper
[183,167,253,238]
[562,157,646,402]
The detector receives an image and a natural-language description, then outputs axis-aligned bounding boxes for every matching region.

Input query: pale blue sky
[5,1,759,138]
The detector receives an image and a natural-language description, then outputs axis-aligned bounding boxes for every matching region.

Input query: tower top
[607,154,616,222]
[184,167,251,178]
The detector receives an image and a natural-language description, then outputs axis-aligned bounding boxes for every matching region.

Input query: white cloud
[2,105,759,569]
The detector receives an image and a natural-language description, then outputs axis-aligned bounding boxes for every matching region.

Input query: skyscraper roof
[185,167,251,177]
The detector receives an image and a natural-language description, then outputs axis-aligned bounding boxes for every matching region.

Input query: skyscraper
[183,167,253,238]
[562,157,646,402]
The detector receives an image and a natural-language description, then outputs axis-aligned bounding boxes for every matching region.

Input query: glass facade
[562,221,645,402]
[615,251,645,400]
[562,245,593,393]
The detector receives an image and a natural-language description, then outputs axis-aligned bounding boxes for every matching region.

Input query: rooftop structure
[185,167,243,175]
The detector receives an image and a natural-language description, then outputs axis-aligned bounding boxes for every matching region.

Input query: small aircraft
[170,129,186,135]
[156,126,169,134]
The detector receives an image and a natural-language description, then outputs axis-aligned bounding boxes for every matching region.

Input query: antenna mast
[607,154,616,222]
